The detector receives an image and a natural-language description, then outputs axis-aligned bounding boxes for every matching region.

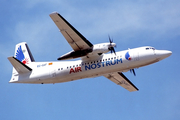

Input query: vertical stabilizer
[14,42,35,64]
[10,42,35,75]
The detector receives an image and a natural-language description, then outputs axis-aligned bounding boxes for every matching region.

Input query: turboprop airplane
[8,12,172,92]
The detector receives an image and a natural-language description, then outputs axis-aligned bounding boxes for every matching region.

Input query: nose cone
[111,43,116,47]
[108,43,116,49]
[155,50,172,60]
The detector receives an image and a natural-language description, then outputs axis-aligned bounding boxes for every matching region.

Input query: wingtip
[49,11,59,16]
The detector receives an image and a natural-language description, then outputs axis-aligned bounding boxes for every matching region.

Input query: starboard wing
[49,12,93,51]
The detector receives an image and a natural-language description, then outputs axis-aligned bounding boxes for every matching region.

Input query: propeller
[108,36,116,55]
[130,69,136,76]
[108,35,136,76]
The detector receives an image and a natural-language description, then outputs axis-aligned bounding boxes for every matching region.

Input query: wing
[15,45,25,62]
[49,12,93,51]
[103,72,139,92]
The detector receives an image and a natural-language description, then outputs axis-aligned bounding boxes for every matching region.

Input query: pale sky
[0,0,180,120]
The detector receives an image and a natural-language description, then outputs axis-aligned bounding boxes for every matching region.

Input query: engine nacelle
[57,48,92,60]
[90,43,110,54]
[58,43,116,60]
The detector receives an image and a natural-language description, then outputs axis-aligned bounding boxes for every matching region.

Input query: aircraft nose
[155,50,172,60]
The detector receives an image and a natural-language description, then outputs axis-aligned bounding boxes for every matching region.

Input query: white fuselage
[9,46,171,84]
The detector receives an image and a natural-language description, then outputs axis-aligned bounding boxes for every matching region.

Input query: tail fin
[8,42,34,74]
[14,42,35,64]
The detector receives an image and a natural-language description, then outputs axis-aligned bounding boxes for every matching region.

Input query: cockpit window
[146,47,155,50]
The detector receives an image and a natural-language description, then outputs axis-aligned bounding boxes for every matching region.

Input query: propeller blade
[112,47,116,55]
[109,35,113,44]
[132,69,136,76]
[110,48,112,53]
[130,69,136,76]
[108,35,112,43]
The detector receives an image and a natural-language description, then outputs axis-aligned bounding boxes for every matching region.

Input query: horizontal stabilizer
[8,57,32,74]
[104,72,139,92]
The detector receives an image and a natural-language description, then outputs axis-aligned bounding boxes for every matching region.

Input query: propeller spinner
[108,36,116,55]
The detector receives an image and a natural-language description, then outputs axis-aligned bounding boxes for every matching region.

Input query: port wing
[104,72,139,92]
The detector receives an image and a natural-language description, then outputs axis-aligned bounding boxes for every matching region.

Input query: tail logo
[125,51,131,60]
[15,46,29,64]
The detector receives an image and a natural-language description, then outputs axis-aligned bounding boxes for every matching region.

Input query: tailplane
[8,57,32,74]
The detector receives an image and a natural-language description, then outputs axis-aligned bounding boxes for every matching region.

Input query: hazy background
[0,0,179,120]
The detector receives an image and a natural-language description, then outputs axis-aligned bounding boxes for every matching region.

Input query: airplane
[8,12,172,92]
